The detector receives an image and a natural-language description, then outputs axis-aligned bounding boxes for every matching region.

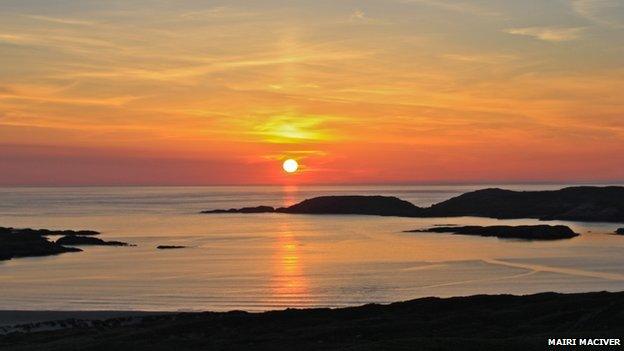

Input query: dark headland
[616,228,624,235]
[202,186,624,223]
[1,291,623,351]
[408,225,579,240]
[56,235,132,247]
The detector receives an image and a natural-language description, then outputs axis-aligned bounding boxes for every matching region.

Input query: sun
[282,159,299,173]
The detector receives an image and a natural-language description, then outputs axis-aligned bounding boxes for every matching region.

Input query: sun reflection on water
[270,224,311,306]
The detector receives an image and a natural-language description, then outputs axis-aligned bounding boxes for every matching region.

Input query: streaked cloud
[250,114,338,144]
[504,26,585,42]
[0,33,31,44]
[350,9,367,21]
[571,0,624,28]
[347,9,388,25]
[441,53,516,63]
[178,6,260,20]
[23,15,95,26]
[401,0,501,16]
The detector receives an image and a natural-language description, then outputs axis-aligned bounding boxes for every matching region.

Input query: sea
[1,184,623,312]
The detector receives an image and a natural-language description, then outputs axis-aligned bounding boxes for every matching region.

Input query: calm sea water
[1,185,624,312]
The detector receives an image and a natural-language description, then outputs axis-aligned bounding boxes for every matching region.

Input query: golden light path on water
[270,224,311,304]
[270,184,311,304]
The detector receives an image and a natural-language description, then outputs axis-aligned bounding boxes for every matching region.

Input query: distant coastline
[203,186,624,223]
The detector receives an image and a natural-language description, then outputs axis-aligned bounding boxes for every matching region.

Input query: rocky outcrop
[278,196,423,217]
[0,227,127,261]
[407,225,579,240]
[56,236,131,247]
[201,206,274,214]
[156,245,186,250]
[616,228,624,235]
[0,232,82,261]
[201,186,624,223]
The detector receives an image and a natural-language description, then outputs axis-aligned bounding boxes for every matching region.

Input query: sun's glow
[282,159,299,173]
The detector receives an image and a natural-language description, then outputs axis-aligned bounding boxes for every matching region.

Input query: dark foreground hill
[203,186,624,223]
[1,291,623,351]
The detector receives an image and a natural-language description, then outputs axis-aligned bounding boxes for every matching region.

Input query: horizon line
[2,180,624,188]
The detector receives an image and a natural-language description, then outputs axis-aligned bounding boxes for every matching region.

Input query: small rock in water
[157,245,187,250]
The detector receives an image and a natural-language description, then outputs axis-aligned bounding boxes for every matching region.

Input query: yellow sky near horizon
[1,0,623,185]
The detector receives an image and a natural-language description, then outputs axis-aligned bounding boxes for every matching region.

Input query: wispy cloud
[347,9,388,25]
[0,82,142,107]
[401,0,500,16]
[24,14,95,26]
[350,9,367,21]
[249,114,337,144]
[504,26,585,42]
[59,49,370,82]
[0,33,32,44]
[179,6,259,20]
[442,53,516,63]
[571,0,624,28]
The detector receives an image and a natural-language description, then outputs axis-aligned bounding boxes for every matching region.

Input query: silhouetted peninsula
[407,225,579,240]
[616,228,624,235]
[56,236,132,247]
[202,186,624,223]
[1,291,622,350]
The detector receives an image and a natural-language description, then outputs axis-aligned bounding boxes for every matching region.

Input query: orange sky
[1,1,623,185]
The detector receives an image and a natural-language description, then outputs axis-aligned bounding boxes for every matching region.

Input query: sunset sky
[1,0,623,185]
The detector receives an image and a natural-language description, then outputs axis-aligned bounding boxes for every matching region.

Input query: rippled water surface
[1,185,623,311]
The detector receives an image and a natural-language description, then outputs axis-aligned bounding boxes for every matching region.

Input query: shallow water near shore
[1,185,624,312]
